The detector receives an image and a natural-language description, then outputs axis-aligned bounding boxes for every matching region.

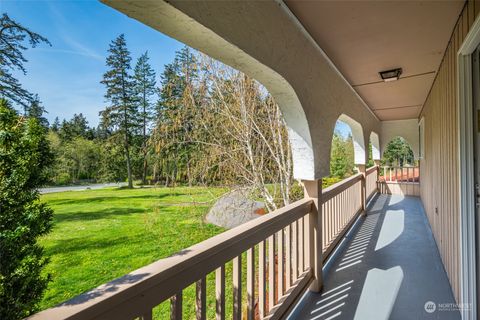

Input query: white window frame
[418,117,425,160]
[458,14,480,320]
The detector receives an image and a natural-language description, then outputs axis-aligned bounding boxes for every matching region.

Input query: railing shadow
[291,194,460,320]
[58,273,151,306]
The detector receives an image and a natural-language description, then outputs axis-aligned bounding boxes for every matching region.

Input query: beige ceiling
[285,0,465,121]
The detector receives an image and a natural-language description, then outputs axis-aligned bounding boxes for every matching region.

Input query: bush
[0,99,54,319]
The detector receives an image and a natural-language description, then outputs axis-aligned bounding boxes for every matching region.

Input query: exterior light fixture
[379,68,402,82]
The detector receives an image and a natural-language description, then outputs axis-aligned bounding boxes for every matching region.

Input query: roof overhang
[285,0,465,120]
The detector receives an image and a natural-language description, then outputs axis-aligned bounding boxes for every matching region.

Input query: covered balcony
[28,0,478,319]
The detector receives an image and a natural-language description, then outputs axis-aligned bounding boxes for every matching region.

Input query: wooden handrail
[28,199,313,320]
[382,165,418,168]
[381,165,420,183]
[29,166,385,320]
[366,165,378,175]
[321,173,362,203]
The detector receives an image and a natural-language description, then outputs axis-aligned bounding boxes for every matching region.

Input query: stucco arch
[369,131,381,161]
[107,0,317,179]
[381,120,419,159]
[103,0,381,178]
[337,114,366,165]
[382,135,416,165]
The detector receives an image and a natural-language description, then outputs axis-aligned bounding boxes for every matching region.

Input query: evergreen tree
[134,51,156,184]
[25,95,49,128]
[100,34,138,188]
[383,136,414,166]
[0,14,50,107]
[330,131,350,178]
[50,117,60,133]
[58,113,89,141]
[0,99,54,319]
[156,46,198,185]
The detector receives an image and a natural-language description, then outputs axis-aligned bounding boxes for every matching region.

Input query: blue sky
[2,0,351,137]
[2,0,183,126]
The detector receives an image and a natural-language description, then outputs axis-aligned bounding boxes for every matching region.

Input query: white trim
[457,13,480,320]
[276,0,380,122]
[418,117,425,159]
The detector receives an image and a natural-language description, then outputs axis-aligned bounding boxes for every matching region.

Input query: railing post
[374,160,381,193]
[357,164,366,215]
[302,179,322,292]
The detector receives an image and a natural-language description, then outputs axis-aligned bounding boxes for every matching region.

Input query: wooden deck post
[357,164,367,215]
[302,179,322,292]
[374,160,381,193]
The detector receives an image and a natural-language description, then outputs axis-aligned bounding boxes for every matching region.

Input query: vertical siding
[419,0,478,303]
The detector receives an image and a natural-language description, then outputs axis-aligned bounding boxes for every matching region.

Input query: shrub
[0,99,54,319]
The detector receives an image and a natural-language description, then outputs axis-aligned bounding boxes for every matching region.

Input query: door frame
[458,14,480,320]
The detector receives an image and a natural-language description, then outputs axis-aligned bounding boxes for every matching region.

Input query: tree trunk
[142,101,148,185]
[125,143,133,188]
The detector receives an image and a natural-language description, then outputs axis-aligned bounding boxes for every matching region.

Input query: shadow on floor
[289,194,461,320]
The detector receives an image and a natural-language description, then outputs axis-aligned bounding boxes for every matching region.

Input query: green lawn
[39,186,230,318]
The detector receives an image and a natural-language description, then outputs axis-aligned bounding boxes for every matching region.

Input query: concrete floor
[289,194,460,320]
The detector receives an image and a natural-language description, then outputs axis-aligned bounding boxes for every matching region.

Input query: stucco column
[303,179,323,292]
[357,164,367,215]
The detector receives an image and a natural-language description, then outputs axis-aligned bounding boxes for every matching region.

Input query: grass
[39,186,230,318]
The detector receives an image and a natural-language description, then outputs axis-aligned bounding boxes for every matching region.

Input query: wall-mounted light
[379,68,402,82]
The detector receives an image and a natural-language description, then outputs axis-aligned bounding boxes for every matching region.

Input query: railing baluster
[292,222,298,282]
[285,225,291,289]
[215,266,225,320]
[233,256,242,320]
[247,247,255,320]
[170,292,182,320]
[196,278,206,320]
[268,234,276,311]
[278,229,284,299]
[259,240,267,319]
[141,310,152,320]
[30,198,316,320]
[299,217,304,274]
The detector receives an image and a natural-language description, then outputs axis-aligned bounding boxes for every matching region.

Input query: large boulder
[206,189,265,229]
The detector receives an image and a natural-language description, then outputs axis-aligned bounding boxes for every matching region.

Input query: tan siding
[419,0,476,303]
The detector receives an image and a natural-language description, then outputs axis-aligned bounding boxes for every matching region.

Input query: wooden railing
[29,166,379,320]
[366,166,379,201]
[321,173,363,259]
[381,166,419,183]
[29,199,315,320]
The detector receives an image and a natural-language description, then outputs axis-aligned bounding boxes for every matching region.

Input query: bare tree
[192,56,294,211]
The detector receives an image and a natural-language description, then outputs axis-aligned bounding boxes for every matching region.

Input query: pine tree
[156,46,198,185]
[100,34,138,188]
[383,137,414,166]
[330,131,354,178]
[25,95,49,128]
[0,14,50,107]
[51,117,60,132]
[134,51,156,184]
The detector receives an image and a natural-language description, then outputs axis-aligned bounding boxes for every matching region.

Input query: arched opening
[369,131,381,167]
[382,136,415,167]
[337,114,366,165]
[327,115,365,186]
[381,136,419,183]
